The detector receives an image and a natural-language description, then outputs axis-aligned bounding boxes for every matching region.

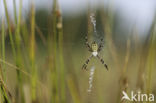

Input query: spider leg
[98,38,104,52]
[85,36,92,52]
[98,44,103,52]
[97,55,108,70]
[82,55,93,70]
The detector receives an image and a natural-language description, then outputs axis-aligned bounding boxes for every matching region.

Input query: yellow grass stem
[56,5,66,103]
[48,0,66,102]
[0,76,10,103]
[146,19,156,98]
[117,39,131,103]
[49,0,62,103]
[13,0,25,102]
[0,19,8,102]
[99,9,119,68]
[1,18,6,80]
[13,0,17,25]
[30,3,37,102]
[122,39,130,74]
[3,0,16,58]
[67,76,81,103]
[0,69,14,103]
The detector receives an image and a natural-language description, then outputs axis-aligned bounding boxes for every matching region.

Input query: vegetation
[0,0,156,103]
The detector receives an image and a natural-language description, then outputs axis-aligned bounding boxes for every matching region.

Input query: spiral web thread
[87,66,96,93]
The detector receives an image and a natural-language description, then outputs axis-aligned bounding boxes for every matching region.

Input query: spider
[82,36,108,70]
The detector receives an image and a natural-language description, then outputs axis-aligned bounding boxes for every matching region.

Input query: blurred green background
[0,0,156,103]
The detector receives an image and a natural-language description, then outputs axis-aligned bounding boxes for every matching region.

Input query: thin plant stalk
[136,34,149,92]
[99,8,119,68]
[13,0,25,102]
[56,5,66,103]
[146,19,156,98]
[47,12,57,103]
[13,0,17,25]
[0,19,8,102]
[67,76,81,103]
[30,3,37,103]
[50,0,59,103]
[118,39,131,103]
[0,76,10,103]
[1,18,6,80]
[3,0,16,58]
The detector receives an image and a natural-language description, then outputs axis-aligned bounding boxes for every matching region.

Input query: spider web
[87,66,95,93]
